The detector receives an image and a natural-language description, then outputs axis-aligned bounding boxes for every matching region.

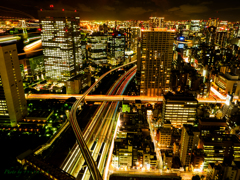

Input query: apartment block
[138,28,174,96]
[158,121,172,147]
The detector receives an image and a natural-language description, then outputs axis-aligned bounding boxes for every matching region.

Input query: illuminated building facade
[149,17,164,28]
[162,93,198,127]
[138,28,174,96]
[214,72,240,97]
[191,20,200,32]
[87,34,108,64]
[119,27,141,53]
[38,10,81,81]
[207,18,219,27]
[0,44,27,126]
[158,121,172,147]
[199,135,240,168]
[179,124,200,168]
[108,32,125,63]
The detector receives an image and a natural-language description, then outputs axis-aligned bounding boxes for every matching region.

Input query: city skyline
[1,2,240,180]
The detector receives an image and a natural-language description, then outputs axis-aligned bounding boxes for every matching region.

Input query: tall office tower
[206,26,217,46]
[162,93,198,128]
[190,20,200,32]
[119,27,141,52]
[87,33,108,64]
[38,10,81,81]
[215,31,227,48]
[0,44,27,127]
[138,28,174,96]
[207,18,219,27]
[108,32,125,63]
[149,17,164,29]
[179,124,200,168]
[130,27,141,53]
[119,27,131,51]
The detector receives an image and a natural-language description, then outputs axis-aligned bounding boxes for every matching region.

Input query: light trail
[27,94,228,103]
[78,67,137,180]
[210,86,227,100]
[18,48,43,56]
[103,112,120,180]
[68,61,136,180]
[23,39,42,52]
[63,144,80,172]
[64,67,137,176]
[0,35,21,43]
[102,71,136,179]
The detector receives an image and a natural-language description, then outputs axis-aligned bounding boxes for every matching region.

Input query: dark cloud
[78,3,94,12]
[168,3,209,14]
[218,7,240,12]
[102,5,115,11]
[1,0,240,21]
[122,7,153,16]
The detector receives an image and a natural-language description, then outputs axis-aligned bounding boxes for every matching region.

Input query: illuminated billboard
[178,44,184,49]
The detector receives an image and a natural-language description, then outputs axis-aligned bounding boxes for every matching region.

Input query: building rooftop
[219,72,239,80]
[200,118,226,123]
[159,127,171,133]
[67,72,90,82]
[183,124,199,136]
[202,134,240,144]
[164,92,197,102]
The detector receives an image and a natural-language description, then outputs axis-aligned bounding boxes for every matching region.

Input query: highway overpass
[27,94,227,103]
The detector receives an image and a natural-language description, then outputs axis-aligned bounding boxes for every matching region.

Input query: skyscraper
[0,44,27,127]
[87,33,108,64]
[149,17,164,28]
[108,32,125,64]
[38,10,81,81]
[137,28,174,96]
[179,124,200,168]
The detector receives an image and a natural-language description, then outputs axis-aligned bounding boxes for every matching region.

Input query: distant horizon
[0,14,236,23]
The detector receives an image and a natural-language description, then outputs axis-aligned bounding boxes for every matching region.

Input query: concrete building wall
[0,44,27,126]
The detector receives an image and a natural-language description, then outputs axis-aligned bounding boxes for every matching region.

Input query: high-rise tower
[180,124,200,168]
[137,28,174,96]
[149,17,164,29]
[38,10,81,81]
[0,44,27,126]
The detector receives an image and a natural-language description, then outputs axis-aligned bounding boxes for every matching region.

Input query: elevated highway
[27,94,227,103]
[68,60,137,180]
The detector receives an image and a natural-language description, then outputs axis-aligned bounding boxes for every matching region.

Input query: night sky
[1,0,240,21]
